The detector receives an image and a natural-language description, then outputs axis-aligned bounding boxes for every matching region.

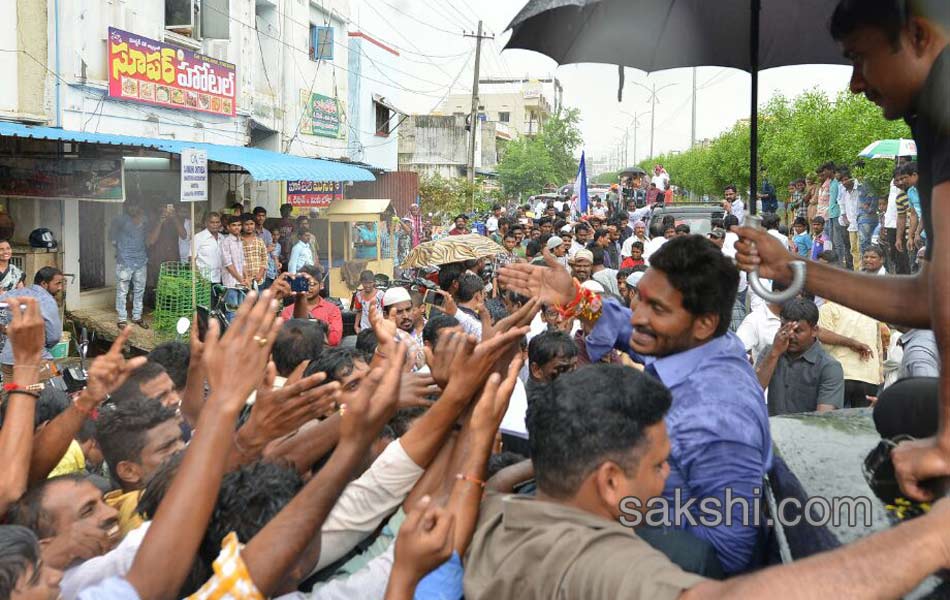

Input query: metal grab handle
[742,215,807,304]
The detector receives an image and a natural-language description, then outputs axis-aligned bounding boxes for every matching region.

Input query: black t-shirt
[907,45,950,260]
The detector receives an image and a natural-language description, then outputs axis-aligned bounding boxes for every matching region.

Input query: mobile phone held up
[423,289,444,307]
[291,275,311,294]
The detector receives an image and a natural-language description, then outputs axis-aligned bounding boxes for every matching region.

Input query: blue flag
[575,151,589,214]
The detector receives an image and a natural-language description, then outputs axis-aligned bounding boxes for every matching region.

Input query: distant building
[397,114,508,179]
[441,80,554,138]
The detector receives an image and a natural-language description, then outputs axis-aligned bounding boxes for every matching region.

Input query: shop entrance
[79,201,106,290]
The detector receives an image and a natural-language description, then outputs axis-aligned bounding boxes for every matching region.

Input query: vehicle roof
[651,205,724,214]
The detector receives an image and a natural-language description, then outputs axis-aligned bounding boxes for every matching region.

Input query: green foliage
[418,174,499,221]
[497,108,583,199]
[641,90,911,199]
[593,170,621,185]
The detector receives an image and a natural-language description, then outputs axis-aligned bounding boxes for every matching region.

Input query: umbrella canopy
[619,166,648,178]
[859,138,918,159]
[401,234,507,268]
[506,0,847,74]
[505,0,850,214]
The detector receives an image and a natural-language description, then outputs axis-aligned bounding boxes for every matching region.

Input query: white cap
[573,249,594,263]
[382,286,411,308]
[581,280,605,294]
[626,271,645,288]
[546,236,564,250]
[560,224,573,234]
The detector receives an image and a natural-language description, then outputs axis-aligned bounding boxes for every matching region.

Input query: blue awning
[0,122,375,183]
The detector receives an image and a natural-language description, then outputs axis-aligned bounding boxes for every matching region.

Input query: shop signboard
[286,181,342,208]
[108,27,237,116]
[300,91,343,138]
[0,158,124,202]
[180,149,208,202]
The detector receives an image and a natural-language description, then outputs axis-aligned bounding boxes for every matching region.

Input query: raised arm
[29,327,146,482]
[126,291,282,600]
[238,341,404,596]
[0,298,45,512]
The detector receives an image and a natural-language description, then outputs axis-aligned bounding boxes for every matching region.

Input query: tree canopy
[497,108,583,199]
[639,90,911,199]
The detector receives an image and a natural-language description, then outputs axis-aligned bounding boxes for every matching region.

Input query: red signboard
[286,181,342,208]
[108,27,237,116]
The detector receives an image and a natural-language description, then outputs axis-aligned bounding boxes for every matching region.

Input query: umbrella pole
[749,0,761,216]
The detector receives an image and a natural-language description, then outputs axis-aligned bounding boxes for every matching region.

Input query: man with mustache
[735,0,950,503]
[499,235,771,575]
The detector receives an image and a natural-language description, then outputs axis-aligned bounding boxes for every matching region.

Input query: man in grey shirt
[755,298,845,416]
[0,266,64,381]
[899,329,940,379]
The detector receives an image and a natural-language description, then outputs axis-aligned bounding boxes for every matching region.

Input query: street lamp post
[620,109,652,166]
[631,81,677,160]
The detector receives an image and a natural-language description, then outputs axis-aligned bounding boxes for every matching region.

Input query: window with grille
[310,25,334,61]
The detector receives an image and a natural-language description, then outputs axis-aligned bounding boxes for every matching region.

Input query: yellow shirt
[48,440,85,478]
[104,489,145,538]
[818,301,883,385]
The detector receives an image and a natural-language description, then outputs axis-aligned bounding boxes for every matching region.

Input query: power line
[374,0,465,36]
[420,0,473,31]
[361,0,463,86]
[203,2,471,98]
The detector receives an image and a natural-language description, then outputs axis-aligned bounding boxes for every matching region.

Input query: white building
[346,30,404,171]
[0,0,377,313]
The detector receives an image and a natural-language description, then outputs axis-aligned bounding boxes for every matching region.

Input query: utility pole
[634,81,677,160]
[464,21,492,193]
[691,67,698,147]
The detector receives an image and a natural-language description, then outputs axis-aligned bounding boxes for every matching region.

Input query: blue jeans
[116,263,147,322]
[857,220,877,254]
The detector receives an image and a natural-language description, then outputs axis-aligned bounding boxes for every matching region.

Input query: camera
[291,275,311,293]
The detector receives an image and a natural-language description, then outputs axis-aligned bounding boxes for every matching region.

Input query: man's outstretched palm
[497,247,575,306]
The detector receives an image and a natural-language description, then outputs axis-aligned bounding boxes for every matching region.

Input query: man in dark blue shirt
[500,236,771,574]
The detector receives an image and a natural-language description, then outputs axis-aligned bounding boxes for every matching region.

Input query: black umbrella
[619,166,647,178]
[505,0,847,302]
[505,0,848,216]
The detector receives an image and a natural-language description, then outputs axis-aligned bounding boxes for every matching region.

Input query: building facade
[0,0,390,311]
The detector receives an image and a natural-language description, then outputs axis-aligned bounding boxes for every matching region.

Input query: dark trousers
[882,227,910,274]
[844,380,877,409]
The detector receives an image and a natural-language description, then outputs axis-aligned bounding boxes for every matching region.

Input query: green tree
[418,174,498,222]
[497,107,583,199]
[639,89,910,201]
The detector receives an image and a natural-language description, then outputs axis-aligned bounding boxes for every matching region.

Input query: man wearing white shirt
[723,184,745,222]
[737,299,784,365]
[651,164,669,191]
[533,197,548,218]
[192,212,223,283]
[621,221,649,258]
[485,204,502,234]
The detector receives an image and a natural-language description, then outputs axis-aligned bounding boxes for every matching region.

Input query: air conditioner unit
[165,0,196,34]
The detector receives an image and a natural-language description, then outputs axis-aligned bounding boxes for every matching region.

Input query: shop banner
[300,91,343,138]
[108,27,237,117]
[0,158,124,202]
[286,181,342,208]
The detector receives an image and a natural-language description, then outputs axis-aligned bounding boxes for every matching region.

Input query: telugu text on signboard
[0,158,125,202]
[300,91,344,139]
[286,181,342,208]
[108,27,237,117]
[180,149,208,203]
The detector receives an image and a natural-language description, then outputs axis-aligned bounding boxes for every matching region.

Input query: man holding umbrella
[736,0,950,503]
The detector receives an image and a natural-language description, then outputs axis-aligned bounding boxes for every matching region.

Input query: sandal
[117,321,128,330]
[133,320,149,330]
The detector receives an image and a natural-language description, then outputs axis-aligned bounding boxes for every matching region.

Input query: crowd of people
[0,1,948,599]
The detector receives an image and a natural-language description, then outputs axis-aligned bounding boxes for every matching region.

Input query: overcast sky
[353,0,855,171]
